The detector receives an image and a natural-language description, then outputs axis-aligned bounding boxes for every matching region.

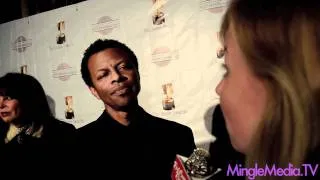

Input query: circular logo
[13,36,32,53]
[52,63,77,81]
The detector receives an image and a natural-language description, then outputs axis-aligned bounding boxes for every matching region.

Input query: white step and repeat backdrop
[0,0,229,145]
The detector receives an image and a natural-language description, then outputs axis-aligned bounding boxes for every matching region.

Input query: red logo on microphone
[171,156,191,180]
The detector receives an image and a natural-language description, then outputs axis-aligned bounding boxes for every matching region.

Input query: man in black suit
[77,39,196,179]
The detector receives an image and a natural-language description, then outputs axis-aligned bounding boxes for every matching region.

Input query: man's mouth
[113,87,129,96]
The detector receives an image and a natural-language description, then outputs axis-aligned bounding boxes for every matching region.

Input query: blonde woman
[215,0,320,179]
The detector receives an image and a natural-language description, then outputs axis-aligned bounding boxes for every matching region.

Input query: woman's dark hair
[0,73,53,128]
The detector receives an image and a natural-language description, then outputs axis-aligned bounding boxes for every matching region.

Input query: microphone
[185,148,214,178]
[172,148,219,180]
[171,155,191,180]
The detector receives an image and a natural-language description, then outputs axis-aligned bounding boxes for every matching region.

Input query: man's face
[88,48,140,110]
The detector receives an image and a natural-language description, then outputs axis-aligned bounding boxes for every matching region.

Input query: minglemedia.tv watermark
[227,163,318,179]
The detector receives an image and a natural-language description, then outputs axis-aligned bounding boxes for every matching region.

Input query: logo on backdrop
[150,45,180,67]
[151,0,166,26]
[12,36,32,53]
[52,62,78,81]
[92,16,120,36]
[145,0,168,32]
[56,21,66,44]
[65,96,75,119]
[199,0,230,13]
[162,83,175,110]
[49,20,73,50]
[20,65,28,74]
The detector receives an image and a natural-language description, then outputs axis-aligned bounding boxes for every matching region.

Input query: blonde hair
[220,1,320,179]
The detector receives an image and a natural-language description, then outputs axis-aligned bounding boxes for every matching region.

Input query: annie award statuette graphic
[56,21,66,44]
[65,96,75,119]
[162,83,175,110]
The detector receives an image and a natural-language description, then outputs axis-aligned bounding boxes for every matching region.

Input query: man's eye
[118,66,125,70]
[118,63,132,71]
[97,72,109,80]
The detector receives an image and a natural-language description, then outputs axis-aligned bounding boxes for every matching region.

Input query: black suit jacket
[0,118,76,176]
[76,106,196,180]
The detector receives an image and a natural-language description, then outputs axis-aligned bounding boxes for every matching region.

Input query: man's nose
[111,70,121,83]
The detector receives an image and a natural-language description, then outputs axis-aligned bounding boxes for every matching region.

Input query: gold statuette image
[20,65,27,74]
[65,96,74,119]
[56,21,66,44]
[152,0,166,25]
[162,83,175,110]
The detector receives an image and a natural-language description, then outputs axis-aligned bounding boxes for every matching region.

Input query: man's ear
[89,87,101,100]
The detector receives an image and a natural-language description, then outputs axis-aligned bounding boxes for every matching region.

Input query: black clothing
[76,106,196,179]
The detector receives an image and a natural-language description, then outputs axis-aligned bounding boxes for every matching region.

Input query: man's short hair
[81,39,138,87]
